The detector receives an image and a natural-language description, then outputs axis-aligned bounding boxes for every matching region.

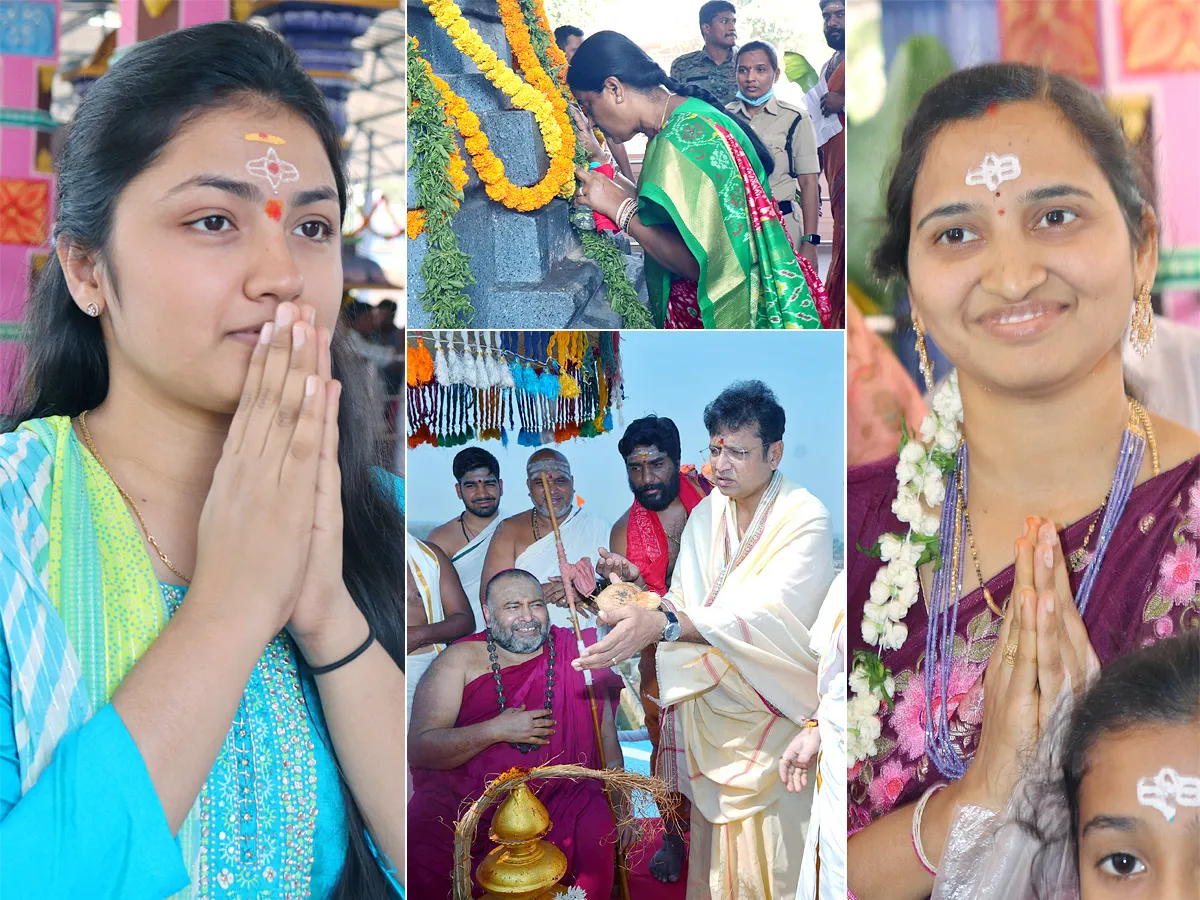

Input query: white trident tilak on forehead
[1137,767,1200,822]
[966,152,1022,192]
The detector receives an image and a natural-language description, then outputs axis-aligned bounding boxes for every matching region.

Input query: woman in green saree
[568,31,831,330]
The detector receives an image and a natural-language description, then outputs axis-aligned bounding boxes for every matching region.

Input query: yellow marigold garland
[422,0,575,211]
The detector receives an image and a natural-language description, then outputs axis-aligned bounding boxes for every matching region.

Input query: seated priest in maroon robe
[408,569,631,899]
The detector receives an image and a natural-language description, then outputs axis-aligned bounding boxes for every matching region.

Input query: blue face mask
[736,85,775,107]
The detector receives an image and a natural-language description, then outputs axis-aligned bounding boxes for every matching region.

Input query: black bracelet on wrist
[306,627,375,675]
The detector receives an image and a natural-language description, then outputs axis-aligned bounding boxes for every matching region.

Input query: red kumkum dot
[268,162,280,173]
[997,209,1005,216]
[986,102,998,116]
[265,199,283,221]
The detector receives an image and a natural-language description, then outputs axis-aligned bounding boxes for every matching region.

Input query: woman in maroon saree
[845,63,1200,900]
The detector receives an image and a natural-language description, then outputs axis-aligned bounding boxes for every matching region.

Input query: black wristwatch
[802,233,821,246]
[660,609,681,642]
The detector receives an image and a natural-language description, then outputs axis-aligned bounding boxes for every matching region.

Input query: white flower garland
[848,371,964,763]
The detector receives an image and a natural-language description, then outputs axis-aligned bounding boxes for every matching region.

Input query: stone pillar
[115,0,232,47]
[406,0,614,329]
[0,0,61,403]
[255,0,392,137]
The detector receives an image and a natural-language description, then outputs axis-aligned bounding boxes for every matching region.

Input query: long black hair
[4,21,403,899]
[873,62,1151,283]
[566,30,775,175]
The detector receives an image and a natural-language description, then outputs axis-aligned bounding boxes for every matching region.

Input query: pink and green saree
[638,97,830,330]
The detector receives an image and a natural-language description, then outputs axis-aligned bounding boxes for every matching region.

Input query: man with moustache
[428,447,505,633]
[670,1,741,107]
[479,449,612,629]
[407,570,629,899]
[578,381,835,900]
[599,415,710,883]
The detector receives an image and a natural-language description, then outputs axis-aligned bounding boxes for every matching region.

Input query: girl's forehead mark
[246,147,300,194]
[244,132,286,145]
[264,199,283,221]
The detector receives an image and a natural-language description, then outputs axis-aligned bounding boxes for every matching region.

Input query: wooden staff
[539,472,631,900]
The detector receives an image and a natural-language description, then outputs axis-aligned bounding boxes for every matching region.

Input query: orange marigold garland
[497,0,577,200]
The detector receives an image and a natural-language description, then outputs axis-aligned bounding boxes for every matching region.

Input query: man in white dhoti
[427,447,505,633]
[781,571,846,900]
[479,449,612,630]
[406,535,475,730]
[576,381,835,900]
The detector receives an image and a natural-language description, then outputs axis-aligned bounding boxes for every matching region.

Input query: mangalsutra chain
[78,410,192,584]
[958,462,1001,618]
[488,629,555,754]
[949,467,967,611]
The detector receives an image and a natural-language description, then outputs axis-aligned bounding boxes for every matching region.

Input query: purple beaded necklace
[923,424,1147,779]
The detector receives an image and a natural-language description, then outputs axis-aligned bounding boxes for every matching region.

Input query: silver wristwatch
[660,609,682,642]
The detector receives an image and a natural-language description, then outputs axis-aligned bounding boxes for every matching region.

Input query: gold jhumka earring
[1129,282,1155,358]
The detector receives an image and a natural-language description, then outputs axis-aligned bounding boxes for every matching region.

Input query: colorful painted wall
[0,0,60,399]
[999,0,1200,321]
[0,1,232,403]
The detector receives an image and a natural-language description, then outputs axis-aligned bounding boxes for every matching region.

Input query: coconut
[594,581,662,612]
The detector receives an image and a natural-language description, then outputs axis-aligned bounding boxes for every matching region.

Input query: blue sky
[406,331,845,537]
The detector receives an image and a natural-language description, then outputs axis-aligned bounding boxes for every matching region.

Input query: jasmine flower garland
[848,371,963,762]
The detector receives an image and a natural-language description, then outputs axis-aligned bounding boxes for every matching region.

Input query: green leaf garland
[408,36,476,327]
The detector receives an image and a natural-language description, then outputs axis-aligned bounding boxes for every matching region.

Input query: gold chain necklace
[77,410,192,584]
[659,91,675,130]
[959,398,1158,614]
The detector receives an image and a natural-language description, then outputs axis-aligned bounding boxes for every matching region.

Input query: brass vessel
[476,782,568,900]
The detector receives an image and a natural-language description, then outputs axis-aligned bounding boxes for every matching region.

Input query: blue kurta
[0,583,350,898]
[0,428,402,898]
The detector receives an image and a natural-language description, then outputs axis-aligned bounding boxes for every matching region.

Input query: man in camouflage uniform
[669,0,739,107]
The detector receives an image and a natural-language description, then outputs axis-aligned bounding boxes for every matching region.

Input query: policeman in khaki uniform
[726,41,822,267]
